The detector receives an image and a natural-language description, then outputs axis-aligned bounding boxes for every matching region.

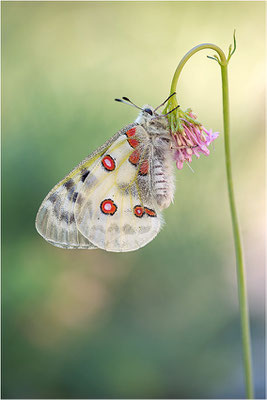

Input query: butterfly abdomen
[152,149,175,210]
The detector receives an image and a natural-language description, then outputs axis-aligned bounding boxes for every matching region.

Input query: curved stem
[169,43,254,398]
[170,43,227,107]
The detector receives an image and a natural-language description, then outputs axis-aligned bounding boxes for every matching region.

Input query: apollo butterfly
[35,94,178,252]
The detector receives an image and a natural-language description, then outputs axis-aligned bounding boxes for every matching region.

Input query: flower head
[171,109,219,169]
[163,99,219,170]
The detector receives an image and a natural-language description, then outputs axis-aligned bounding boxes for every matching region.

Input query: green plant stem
[170,43,227,104]
[220,64,254,400]
[169,43,254,399]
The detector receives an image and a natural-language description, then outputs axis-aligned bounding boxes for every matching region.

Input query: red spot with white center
[102,155,115,171]
[125,127,139,148]
[100,199,117,215]
[139,159,149,175]
[129,150,140,166]
[144,207,157,217]
[134,205,144,218]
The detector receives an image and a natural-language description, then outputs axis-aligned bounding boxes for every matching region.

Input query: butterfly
[35,94,179,252]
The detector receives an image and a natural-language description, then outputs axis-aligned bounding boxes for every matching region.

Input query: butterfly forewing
[35,127,129,249]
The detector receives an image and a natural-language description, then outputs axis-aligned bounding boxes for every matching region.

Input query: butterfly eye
[161,137,170,143]
[144,108,153,116]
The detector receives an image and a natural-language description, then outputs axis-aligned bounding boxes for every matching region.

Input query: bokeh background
[2,1,265,399]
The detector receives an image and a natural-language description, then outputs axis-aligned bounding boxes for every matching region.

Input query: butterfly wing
[36,123,164,252]
[35,125,135,249]
[74,125,162,252]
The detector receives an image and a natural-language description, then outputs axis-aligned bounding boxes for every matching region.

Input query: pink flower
[171,111,219,170]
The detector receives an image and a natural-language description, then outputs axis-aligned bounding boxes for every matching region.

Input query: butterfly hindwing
[74,125,162,252]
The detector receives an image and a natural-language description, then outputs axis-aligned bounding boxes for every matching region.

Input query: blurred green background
[2,1,265,399]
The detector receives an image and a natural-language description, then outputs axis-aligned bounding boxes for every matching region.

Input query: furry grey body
[135,105,175,210]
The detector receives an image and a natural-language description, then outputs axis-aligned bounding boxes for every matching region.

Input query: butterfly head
[135,104,163,122]
[115,95,179,140]
[136,105,170,136]
[115,97,169,127]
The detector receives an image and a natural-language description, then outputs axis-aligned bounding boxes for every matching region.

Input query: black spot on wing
[67,187,75,201]
[67,188,79,203]
[60,211,69,223]
[53,199,61,218]
[48,193,57,203]
[73,192,78,203]
[81,170,90,182]
[63,179,74,189]
[60,211,75,224]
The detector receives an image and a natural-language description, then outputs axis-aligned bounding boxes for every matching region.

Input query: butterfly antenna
[154,92,177,111]
[159,104,180,117]
[115,97,143,111]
